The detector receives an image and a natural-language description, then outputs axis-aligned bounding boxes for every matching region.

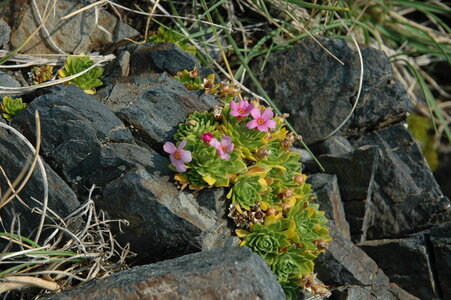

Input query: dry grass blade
[0,276,59,293]
[0,51,115,68]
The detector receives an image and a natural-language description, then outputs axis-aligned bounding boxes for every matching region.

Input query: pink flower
[210,136,234,160]
[230,100,254,118]
[201,132,214,144]
[163,140,192,173]
[246,108,276,132]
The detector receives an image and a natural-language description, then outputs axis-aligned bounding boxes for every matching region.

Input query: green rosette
[58,55,103,94]
[175,111,218,142]
[1,96,27,121]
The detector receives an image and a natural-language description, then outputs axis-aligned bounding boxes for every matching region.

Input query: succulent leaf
[1,96,27,121]
[59,55,104,94]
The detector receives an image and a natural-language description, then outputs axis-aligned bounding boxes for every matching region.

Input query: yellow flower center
[238,109,245,114]
[257,118,265,125]
[174,152,181,160]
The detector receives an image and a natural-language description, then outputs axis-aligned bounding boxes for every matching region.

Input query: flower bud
[294,174,305,185]
[266,207,277,216]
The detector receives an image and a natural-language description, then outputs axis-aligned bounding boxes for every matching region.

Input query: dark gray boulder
[0,126,79,241]
[358,236,440,299]
[351,123,450,239]
[249,37,413,144]
[44,247,286,300]
[127,42,201,75]
[95,73,219,150]
[330,283,419,300]
[11,84,135,184]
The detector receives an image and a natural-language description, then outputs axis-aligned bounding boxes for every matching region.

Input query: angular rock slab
[75,142,234,263]
[95,73,219,149]
[0,126,79,240]
[358,236,439,299]
[429,223,451,299]
[11,84,134,184]
[10,0,139,54]
[249,37,413,144]
[128,42,201,75]
[44,247,285,300]
[352,124,450,239]
[318,146,380,241]
[308,173,350,240]
[314,226,389,289]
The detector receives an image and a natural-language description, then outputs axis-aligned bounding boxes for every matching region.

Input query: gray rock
[429,223,451,299]
[11,85,134,184]
[308,173,350,240]
[10,0,139,54]
[331,283,419,300]
[0,71,21,98]
[73,142,233,262]
[249,37,413,144]
[314,226,389,288]
[0,126,79,242]
[95,73,219,149]
[318,146,380,241]
[0,18,10,49]
[311,135,354,157]
[128,42,201,75]
[44,247,286,300]
[351,123,450,239]
[358,236,440,299]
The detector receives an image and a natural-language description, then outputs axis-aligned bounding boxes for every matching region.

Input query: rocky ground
[0,1,450,299]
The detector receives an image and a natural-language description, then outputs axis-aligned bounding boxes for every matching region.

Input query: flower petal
[250,108,261,119]
[230,101,238,111]
[266,119,276,129]
[174,161,187,173]
[180,150,192,162]
[221,153,230,160]
[261,108,274,120]
[246,119,258,129]
[178,140,187,150]
[230,110,241,117]
[245,103,254,113]
[257,124,269,132]
[163,142,176,154]
[221,136,232,146]
[210,138,221,149]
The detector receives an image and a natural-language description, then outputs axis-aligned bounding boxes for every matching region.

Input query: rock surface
[0,18,10,49]
[250,37,413,144]
[44,247,286,300]
[95,73,219,149]
[10,0,139,54]
[351,124,450,240]
[0,125,79,240]
[318,146,380,241]
[358,236,439,299]
[308,173,350,240]
[11,84,135,184]
[127,42,201,75]
[429,223,451,299]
